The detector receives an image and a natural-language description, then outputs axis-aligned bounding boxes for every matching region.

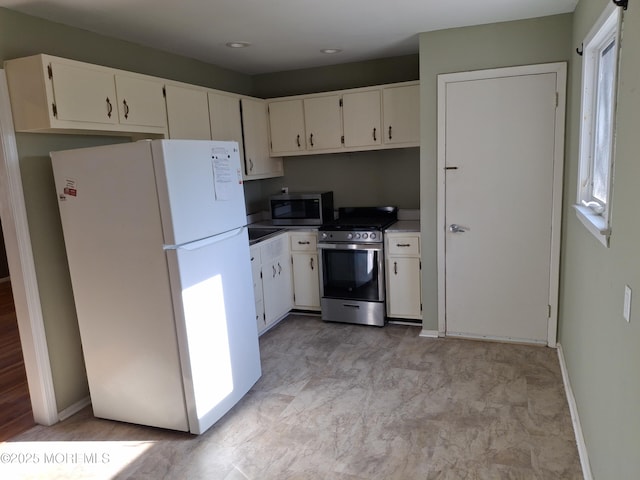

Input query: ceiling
[0,0,578,75]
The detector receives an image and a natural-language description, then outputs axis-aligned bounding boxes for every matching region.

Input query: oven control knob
[321,232,328,239]
[347,233,353,240]
[355,233,361,239]
[363,233,369,239]
[370,232,377,240]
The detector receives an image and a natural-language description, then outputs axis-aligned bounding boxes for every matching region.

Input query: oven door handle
[317,243,383,252]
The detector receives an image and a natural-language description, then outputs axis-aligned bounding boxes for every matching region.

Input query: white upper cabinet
[382,83,420,146]
[241,98,283,180]
[50,61,119,125]
[115,74,167,128]
[265,81,419,156]
[208,92,244,161]
[303,94,343,151]
[267,99,306,155]
[342,89,382,148]
[164,84,211,140]
[4,54,167,135]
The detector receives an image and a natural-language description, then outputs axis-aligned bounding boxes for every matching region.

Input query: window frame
[575,2,623,247]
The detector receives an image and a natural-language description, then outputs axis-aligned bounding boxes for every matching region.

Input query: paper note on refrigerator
[211,153,233,201]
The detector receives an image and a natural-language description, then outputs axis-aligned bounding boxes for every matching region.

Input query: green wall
[559,0,640,477]
[253,54,419,98]
[418,14,573,331]
[247,148,420,214]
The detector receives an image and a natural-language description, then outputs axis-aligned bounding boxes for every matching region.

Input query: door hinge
[339,98,343,107]
[52,103,58,118]
[420,303,423,312]
[555,92,559,108]
[419,260,422,269]
[162,86,166,98]
[548,304,552,318]
[47,64,53,79]
[341,135,344,144]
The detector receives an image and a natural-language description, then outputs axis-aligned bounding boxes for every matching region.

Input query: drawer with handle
[290,232,317,252]
[386,235,420,256]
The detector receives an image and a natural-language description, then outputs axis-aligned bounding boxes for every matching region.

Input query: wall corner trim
[0,70,58,426]
[58,396,91,422]
[557,343,594,480]
[418,329,439,338]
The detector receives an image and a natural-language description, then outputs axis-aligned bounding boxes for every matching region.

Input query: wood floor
[0,280,34,441]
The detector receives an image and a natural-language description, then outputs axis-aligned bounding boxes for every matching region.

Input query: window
[575,3,623,247]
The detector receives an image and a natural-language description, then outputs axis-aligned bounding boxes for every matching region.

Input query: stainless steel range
[317,206,398,327]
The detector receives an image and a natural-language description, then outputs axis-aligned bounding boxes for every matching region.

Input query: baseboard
[58,396,91,422]
[557,343,593,480]
[419,329,439,338]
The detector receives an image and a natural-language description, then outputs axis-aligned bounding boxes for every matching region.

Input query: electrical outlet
[623,285,632,323]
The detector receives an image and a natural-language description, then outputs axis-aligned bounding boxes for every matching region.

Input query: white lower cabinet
[249,244,265,334]
[290,231,320,311]
[385,232,422,320]
[252,233,293,335]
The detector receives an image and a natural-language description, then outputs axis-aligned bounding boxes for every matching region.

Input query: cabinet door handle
[277,262,282,275]
[388,125,392,140]
[296,134,301,148]
[123,99,130,119]
[309,133,314,147]
[249,158,254,171]
[396,243,411,247]
[272,265,277,278]
[394,261,398,275]
[298,241,310,245]
[373,127,377,142]
[310,257,314,270]
[106,97,113,118]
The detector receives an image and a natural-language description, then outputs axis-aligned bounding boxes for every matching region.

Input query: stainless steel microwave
[270,192,334,226]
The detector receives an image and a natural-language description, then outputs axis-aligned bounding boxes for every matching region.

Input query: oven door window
[321,248,381,301]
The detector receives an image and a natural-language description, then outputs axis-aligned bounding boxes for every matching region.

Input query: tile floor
[3,315,583,479]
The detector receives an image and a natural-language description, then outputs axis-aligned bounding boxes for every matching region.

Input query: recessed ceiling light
[226,41,251,48]
[320,48,342,54]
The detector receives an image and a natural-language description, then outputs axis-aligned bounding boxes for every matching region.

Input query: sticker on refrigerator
[63,178,78,197]
[211,152,233,201]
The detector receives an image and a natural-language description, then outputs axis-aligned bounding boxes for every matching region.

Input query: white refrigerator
[51,139,261,434]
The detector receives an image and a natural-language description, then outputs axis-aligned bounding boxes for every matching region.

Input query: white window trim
[575,2,623,247]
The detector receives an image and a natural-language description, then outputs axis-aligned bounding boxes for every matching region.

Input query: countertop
[247,222,318,246]
[385,220,420,233]
[247,219,319,231]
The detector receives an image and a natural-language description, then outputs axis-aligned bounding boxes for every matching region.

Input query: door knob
[449,224,467,233]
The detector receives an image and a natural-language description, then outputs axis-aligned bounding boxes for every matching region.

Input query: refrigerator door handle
[166,227,246,251]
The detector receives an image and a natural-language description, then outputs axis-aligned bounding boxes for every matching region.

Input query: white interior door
[439,65,565,344]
